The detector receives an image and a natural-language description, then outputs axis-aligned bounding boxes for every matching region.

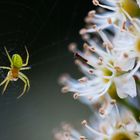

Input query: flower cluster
[56,0,140,140]
[81,106,140,140]
[54,102,140,140]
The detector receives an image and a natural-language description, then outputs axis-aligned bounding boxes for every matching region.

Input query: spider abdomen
[11,67,19,79]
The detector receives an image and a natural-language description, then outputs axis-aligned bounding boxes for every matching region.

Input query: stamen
[123,53,129,58]
[69,43,77,53]
[92,82,112,99]
[85,23,111,33]
[73,93,79,99]
[99,108,105,115]
[78,77,88,83]
[121,21,126,31]
[61,86,69,93]
[107,18,112,24]
[79,28,88,35]
[98,31,113,50]
[114,66,122,72]
[64,132,71,140]
[88,69,94,74]
[88,10,96,17]
[71,84,109,99]
[80,136,87,140]
[97,57,103,65]
[92,0,99,6]
[99,98,113,117]
[111,99,121,121]
[81,120,109,138]
[92,0,116,11]
[122,8,140,32]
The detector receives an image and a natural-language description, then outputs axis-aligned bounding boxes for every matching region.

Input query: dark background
[0,0,93,139]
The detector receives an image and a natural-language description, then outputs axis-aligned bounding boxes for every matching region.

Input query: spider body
[0,47,30,98]
[10,67,19,80]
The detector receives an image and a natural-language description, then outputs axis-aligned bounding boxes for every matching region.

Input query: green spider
[0,47,30,98]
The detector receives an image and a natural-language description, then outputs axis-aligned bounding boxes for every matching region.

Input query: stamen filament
[82,120,109,138]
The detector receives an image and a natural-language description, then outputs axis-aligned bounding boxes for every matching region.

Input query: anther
[110,99,116,105]
[78,77,88,83]
[116,122,125,129]
[123,53,129,58]
[68,43,77,53]
[89,47,96,53]
[81,120,87,126]
[92,25,97,29]
[114,66,122,72]
[92,0,99,6]
[92,24,100,32]
[88,69,94,74]
[99,57,103,62]
[88,10,96,17]
[83,43,89,49]
[103,42,113,50]
[79,28,87,35]
[61,86,69,93]
[98,57,103,65]
[121,21,126,31]
[73,93,79,99]
[80,136,87,140]
[107,18,112,24]
[99,108,105,115]
[88,96,93,101]
[74,59,81,65]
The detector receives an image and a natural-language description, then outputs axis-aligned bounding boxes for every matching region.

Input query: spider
[0,47,30,98]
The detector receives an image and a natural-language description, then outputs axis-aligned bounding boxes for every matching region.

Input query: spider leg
[17,75,27,99]
[0,77,8,86]
[19,72,30,90]
[2,80,10,94]
[0,75,10,95]
[21,66,31,71]
[22,46,29,67]
[4,47,12,64]
[0,66,10,70]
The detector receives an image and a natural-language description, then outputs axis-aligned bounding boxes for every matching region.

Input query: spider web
[0,0,92,93]
[0,0,65,97]
[0,1,93,140]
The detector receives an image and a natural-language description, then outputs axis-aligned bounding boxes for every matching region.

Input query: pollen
[108,82,118,100]
[102,68,113,83]
[135,37,140,53]
[120,0,140,17]
[111,131,133,140]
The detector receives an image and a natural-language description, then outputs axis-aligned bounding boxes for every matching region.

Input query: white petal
[136,0,140,7]
[114,74,137,98]
[115,58,135,71]
[113,31,135,50]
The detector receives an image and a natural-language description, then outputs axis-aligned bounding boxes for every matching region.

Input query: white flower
[112,24,140,79]
[60,37,137,102]
[84,0,140,31]
[53,123,87,140]
[81,105,140,140]
[54,103,140,140]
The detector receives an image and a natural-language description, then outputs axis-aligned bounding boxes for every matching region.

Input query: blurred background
[0,0,93,139]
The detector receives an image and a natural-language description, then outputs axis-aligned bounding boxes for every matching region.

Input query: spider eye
[12,54,23,68]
